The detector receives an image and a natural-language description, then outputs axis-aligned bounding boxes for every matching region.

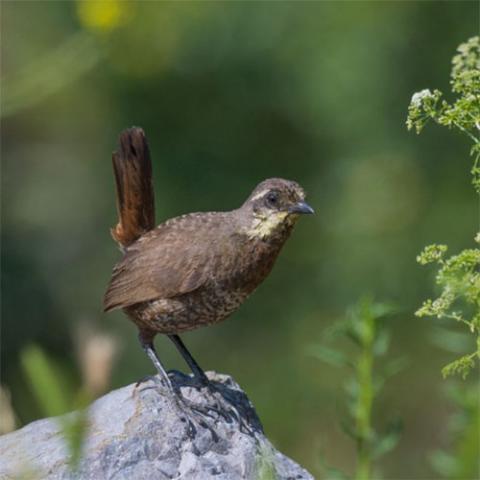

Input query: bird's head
[240,178,314,240]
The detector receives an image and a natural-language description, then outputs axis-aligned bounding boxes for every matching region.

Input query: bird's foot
[135,374,155,388]
[172,392,221,442]
[133,374,217,440]
[167,369,199,387]
[202,381,257,437]
[170,372,258,436]
[134,374,172,393]
[168,371,239,425]
[136,372,257,438]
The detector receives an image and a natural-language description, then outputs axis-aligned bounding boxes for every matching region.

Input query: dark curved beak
[289,201,315,215]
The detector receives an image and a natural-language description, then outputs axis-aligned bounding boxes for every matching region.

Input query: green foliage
[21,345,91,470]
[429,382,480,479]
[406,36,480,192]
[408,36,480,379]
[255,446,278,480]
[309,298,404,480]
[21,345,71,418]
[407,35,479,479]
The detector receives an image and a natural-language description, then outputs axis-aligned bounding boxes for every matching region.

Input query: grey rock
[0,372,313,480]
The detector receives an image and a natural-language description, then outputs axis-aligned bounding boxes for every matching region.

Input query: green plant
[429,382,480,479]
[407,35,480,480]
[21,345,90,470]
[20,330,117,471]
[407,36,480,379]
[406,36,480,192]
[309,297,404,480]
[415,242,480,379]
[255,445,278,480]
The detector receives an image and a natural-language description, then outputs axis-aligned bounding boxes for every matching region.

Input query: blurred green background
[1,1,478,478]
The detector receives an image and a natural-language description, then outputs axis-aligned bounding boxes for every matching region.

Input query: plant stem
[355,303,375,480]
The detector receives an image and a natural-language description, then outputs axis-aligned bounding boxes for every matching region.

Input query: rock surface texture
[0,372,313,480]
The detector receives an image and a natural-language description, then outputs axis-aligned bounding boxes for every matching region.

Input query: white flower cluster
[410,89,434,107]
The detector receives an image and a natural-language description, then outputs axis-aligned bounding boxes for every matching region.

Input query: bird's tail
[110,127,155,249]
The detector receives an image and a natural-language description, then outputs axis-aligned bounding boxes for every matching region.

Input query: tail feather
[110,127,155,248]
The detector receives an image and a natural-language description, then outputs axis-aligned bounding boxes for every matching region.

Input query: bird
[103,127,314,398]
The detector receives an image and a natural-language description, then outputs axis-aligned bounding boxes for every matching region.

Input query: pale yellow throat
[244,211,296,239]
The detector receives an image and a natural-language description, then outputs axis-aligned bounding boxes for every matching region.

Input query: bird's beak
[289,201,315,215]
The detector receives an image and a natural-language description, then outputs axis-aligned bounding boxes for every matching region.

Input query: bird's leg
[138,330,175,394]
[137,330,221,439]
[167,334,209,385]
[167,334,250,429]
[139,331,247,434]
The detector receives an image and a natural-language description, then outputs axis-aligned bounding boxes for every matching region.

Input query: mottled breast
[109,209,293,334]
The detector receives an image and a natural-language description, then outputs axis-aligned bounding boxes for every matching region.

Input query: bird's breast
[217,235,286,295]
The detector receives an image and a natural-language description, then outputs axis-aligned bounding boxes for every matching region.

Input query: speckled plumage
[104,178,306,334]
[103,128,313,392]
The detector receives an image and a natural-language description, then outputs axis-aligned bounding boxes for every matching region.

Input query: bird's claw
[139,373,256,438]
[199,383,257,436]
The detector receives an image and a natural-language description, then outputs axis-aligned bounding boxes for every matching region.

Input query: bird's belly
[124,286,250,334]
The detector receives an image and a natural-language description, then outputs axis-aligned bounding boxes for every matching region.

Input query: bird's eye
[265,191,279,207]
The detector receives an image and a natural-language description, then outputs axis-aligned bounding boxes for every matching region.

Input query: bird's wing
[103,213,233,312]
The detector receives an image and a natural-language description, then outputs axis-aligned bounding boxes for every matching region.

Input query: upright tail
[110,127,155,249]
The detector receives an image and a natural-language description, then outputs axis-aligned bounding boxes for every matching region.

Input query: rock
[0,372,313,480]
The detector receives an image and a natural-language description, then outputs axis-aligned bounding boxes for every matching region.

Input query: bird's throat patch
[244,211,291,239]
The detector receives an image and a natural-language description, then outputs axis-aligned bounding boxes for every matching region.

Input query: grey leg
[138,330,174,393]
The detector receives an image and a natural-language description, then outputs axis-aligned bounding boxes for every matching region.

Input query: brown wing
[103,212,233,312]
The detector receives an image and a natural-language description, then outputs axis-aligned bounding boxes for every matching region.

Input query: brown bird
[104,127,314,395]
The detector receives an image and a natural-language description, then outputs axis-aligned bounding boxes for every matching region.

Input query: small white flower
[411,89,434,107]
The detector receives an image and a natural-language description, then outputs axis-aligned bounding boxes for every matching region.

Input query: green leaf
[372,330,390,356]
[307,345,352,368]
[60,410,89,470]
[20,344,70,417]
[429,450,459,477]
[442,354,476,379]
[316,454,351,480]
[372,418,403,459]
[382,356,409,379]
